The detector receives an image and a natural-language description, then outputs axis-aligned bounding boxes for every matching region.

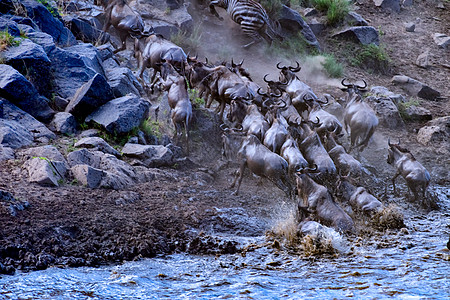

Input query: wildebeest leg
[218,100,226,121]
[392,172,400,196]
[114,31,128,53]
[231,161,246,195]
[184,120,190,156]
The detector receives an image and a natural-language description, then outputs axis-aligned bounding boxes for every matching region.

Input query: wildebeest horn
[238,59,244,66]
[262,98,273,108]
[234,124,244,131]
[263,74,272,84]
[356,79,367,89]
[276,62,285,69]
[341,78,352,88]
[231,58,235,68]
[275,98,286,108]
[257,87,268,96]
[318,94,330,105]
[312,116,320,125]
[270,90,282,98]
[289,61,301,72]
[220,123,230,131]
[388,138,392,147]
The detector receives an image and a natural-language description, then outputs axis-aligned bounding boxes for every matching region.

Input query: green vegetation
[265,31,314,59]
[99,127,140,146]
[170,24,202,53]
[397,98,421,121]
[311,0,351,25]
[36,0,60,18]
[260,0,284,16]
[348,43,391,74]
[140,117,162,139]
[321,54,344,78]
[0,30,20,51]
[189,88,205,108]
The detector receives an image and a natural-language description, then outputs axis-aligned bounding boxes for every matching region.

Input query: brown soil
[1,0,449,274]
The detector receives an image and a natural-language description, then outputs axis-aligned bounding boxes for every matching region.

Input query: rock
[121,143,154,159]
[307,18,326,36]
[332,26,380,45]
[0,189,30,217]
[417,116,450,145]
[7,15,39,29]
[67,148,102,168]
[0,145,15,161]
[63,15,110,44]
[402,0,413,7]
[391,75,441,101]
[105,67,145,98]
[24,157,67,186]
[71,164,104,188]
[346,11,369,26]
[404,106,432,121]
[0,99,3,118]
[405,22,415,32]
[19,145,69,169]
[79,129,100,138]
[366,96,404,129]
[99,154,136,190]
[0,119,34,149]
[64,43,105,77]
[22,28,56,55]
[86,94,150,134]
[49,112,78,135]
[135,0,193,32]
[303,8,318,17]
[433,33,450,49]
[278,5,321,51]
[1,99,56,143]
[370,86,406,105]
[53,96,70,111]
[65,73,113,120]
[48,47,99,100]
[415,51,430,69]
[97,44,115,62]
[373,0,401,13]
[0,16,21,36]
[74,137,120,157]
[20,0,77,46]
[143,145,174,167]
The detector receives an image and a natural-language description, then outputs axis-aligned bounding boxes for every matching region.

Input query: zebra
[209,0,282,48]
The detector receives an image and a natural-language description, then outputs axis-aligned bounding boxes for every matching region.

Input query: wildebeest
[159,62,192,154]
[387,139,431,201]
[133,32,188,88]
[209,0,282,48]
[222,131,294,199]
[241,103,270,141]
[340,78,378,153]
[337,178,383,215]
[101,0,145,53]
[308,95,343,137]
[296,166,355,233]
[280,134,308,178]
[324,132,362,178]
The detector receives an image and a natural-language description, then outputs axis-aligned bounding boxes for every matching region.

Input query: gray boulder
[346,11,369,26]
[415,50,430,69]
[24,157,67,187]
[0,16,21,36]
[86,94,150,134]
[373,0,401,13]
[1,99,55,143]
[19,26,56,54]
[370,86,405,105]
[417,116,450,145]
[64,43,105,77]
[0,38,53,98]
[143,145,175,167]
[333,26,380,45]
[105,67,145,98]
[278,5,321,51]
[19,145,68,169]
[404,106,432,121]
[121,143,155,159]
[67,148,102,168]
[366,96,404,129]
[48,47,99,100]
[0,64,54,122]
[0,145,15,161]
[71,164,104,188]
[65,73,113,119]
[74,137,120,157]
[99,154,137,190]
[391,75,441,101]
[49,112,78,135]
[433,33,450,49]
[63,15,110,44]
[20,0,77,46]
[307,18,326,36]
[0,119,33,149]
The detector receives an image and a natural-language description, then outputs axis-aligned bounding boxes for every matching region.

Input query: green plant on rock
[349,43,390,74]
[36,0,60,18]
[397,98,421,121]
[0,30,20,51]
[140,117,162,139]
[265,31,312,59]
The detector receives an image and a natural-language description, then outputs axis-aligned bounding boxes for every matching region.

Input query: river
[1,188,449,299]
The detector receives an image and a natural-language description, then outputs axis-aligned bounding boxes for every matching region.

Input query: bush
[0,30,20,51]
[170,24,202,53]
[350,44,391,74]
[311,0,350,25]
[321,54,344,78]
[265,31,313,59]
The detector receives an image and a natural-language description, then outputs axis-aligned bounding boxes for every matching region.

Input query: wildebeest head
[277,61,301,83]
[340,78,367,96]
[220,124,245,160]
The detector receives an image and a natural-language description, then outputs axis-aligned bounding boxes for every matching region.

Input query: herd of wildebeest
[100,0,432,233]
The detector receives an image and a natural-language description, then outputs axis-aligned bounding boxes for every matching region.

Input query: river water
[1,188,449,299]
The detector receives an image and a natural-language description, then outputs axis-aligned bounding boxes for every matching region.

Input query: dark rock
[0,190,29,217]
[0,65,54,123]
[405,22,415,32]
[7,15,39,29]
[374,0,401,13]
[18,25,56,54]
[404,106,432,121]
[0,145,15,161]
[0,16,21,36]
[64,43,105,76]
[433,33,450,49]
[303,8,318,17]
[307,18,326,36]
[20,0,77,46]
[1,38,53,99]
[86,94,150,134]
[53,96,70,111]
[346,11,369,26]
[1,99,56,143]
[0,99,3,118]
[97,44,115,62]
[49,112,78,135]
[19,145,69,169]
[105,67,145,98]
[48,47,99,100]
[71,164,104,188]
[391,75,441,101]
[366,96,405,129]
[67,148,102,168]
[0,119,34,149]
[63,15,110,44]
[74,137,120,157]
[333,26,380,45]
[65,73,113,120]
[278,5,321,51]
